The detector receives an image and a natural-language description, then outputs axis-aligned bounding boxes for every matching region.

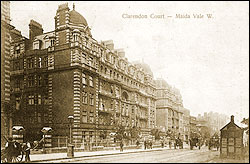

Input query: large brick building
[1,1,15,147]
[9,3,157,147]
[155,78,184,139]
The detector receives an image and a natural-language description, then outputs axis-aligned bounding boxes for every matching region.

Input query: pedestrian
[169,140,172,149]
[150,141,153,149]
[23,140,31,162]
[161,140,164,148]
[148,141,151,149]
[120,141,124,152]
[174,139,177,149]
[144,140,147,150]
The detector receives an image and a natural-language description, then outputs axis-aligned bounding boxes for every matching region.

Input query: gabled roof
[220,121,242,131]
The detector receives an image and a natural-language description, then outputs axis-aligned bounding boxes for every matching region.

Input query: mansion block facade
[155,79,184,139]
[9,3,158,147]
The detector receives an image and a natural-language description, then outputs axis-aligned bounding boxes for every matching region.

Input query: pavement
[206,147,249,163]
[29,144,190,163]
[207,155,249,163]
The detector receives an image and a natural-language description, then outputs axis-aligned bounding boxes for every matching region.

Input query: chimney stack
[103,40,114,50]
[115,49,125,58]
[29,20,43,41]
[231,115,234,123]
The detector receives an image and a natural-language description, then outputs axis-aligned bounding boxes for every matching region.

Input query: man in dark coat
[149,141,153,149]
[120,141,124,152]
[169,140,172,149]
[23,140,31,162]
[161,140,164,148]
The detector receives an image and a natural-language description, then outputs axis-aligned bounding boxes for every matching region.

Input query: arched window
[121,91,129,101]
[73,33,78,42]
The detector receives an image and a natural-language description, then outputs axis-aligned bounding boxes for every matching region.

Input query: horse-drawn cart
[189,132,202,150]
[174,138,183,149]
[208,134,220,151]
[189,137,201,150]
[1,142,24,163]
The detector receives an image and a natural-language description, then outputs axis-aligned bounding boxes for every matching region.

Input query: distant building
[155,78,184,139]
[197,112,229,136]
[190,116,197,133]
[181,108,190,142]
[196,116,210,140]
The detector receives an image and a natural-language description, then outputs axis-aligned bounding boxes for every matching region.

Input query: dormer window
[72,30,80,42]
[44,35,55,49]
[33,39,40,50]
[45,41,50,49]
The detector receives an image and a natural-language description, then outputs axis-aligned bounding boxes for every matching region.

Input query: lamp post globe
[68,115,74,123]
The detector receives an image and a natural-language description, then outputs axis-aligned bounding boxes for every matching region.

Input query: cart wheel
[1,157,7,163]
[1,152,8,163]
[12,152,23,163]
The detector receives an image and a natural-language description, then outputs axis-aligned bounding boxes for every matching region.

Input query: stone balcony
[99,89,113,98]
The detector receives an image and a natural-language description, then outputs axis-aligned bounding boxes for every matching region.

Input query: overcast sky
[10,1,249,124]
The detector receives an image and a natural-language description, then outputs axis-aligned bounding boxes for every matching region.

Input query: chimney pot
[231,115,234,123]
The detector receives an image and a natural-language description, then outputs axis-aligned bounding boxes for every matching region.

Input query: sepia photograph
[1,1,249,163]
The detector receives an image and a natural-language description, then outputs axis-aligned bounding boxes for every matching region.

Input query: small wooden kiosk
[220,115,244,159]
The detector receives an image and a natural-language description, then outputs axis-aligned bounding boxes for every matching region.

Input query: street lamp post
[68,115,74,144]
[67,115,74,158]
[41,127,52,153]
[95,123,98,147]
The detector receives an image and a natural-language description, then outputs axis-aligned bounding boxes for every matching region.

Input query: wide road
[42,147,220,163]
